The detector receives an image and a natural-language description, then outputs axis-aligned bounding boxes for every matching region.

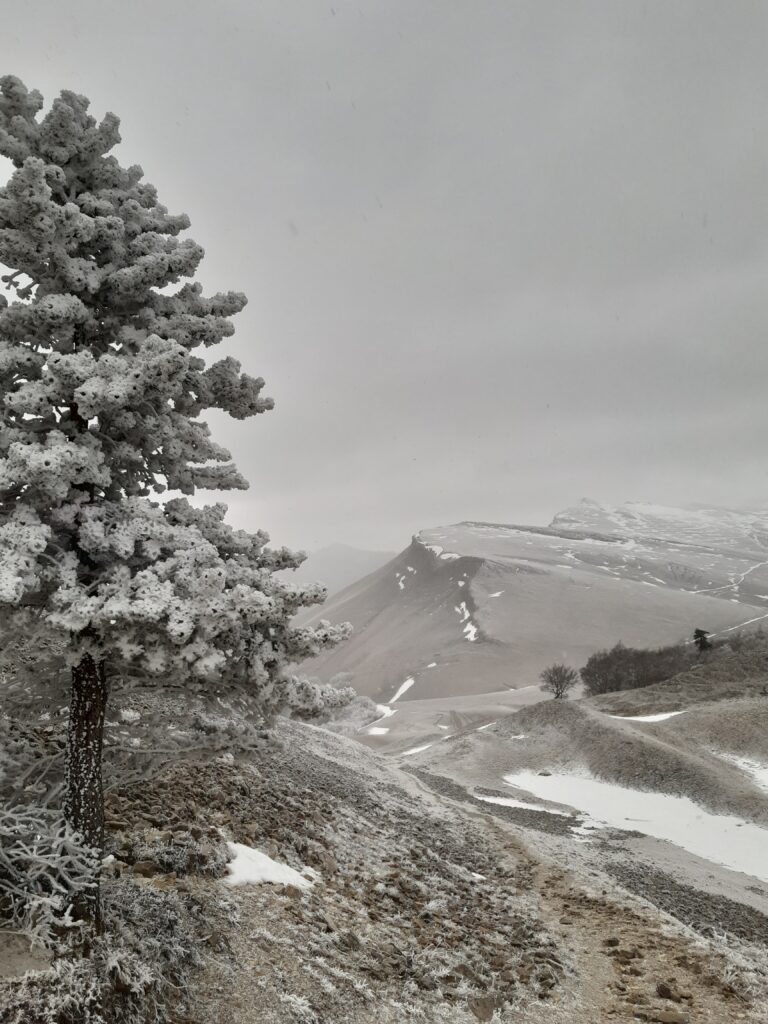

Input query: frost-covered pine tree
[0,77,347,928]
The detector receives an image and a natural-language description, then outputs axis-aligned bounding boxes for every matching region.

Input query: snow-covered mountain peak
[550,500,768,552]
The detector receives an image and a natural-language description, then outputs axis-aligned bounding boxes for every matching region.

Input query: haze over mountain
[282,543,395,601]
[297,501,768,706]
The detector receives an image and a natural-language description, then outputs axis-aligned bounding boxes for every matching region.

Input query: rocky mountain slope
[5,642,768,1023]
[295,501,768,707]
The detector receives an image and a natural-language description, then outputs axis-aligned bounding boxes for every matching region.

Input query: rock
[537,770,552,777]
[150,873,177,890]
[656,982,681,1002]
[603,937,620,947]
[318,850,339,874]
[339,930,362,951]
[649,1012,689,1024]
[468,994,498,1021]
[131,860,159,877]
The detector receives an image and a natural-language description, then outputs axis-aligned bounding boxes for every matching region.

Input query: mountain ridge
[297,501,768,705]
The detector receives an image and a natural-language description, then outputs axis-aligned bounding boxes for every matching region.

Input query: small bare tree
[539,663,578,700]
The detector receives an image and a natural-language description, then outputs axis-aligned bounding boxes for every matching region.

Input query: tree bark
[65,651,107,932]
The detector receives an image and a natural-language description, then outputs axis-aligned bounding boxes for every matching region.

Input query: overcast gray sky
[2,1,767,551]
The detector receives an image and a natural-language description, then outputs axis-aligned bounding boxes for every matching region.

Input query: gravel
[606,862,768,947]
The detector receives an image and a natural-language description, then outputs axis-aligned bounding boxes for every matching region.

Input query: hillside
[395,635,768,922]
[5,712,766,1024]
[297,501,768,707]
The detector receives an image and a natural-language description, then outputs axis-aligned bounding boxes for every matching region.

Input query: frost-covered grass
[717,753,768,794]
[124,830,229,878]
[0,877,217,1024]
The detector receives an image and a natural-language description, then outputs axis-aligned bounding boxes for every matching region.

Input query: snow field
[503,771,768,882]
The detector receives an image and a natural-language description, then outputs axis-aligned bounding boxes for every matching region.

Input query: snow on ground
[476,722,496,731]
[364,705,398,731]
[455,601,479,642]
[367,727,389,735]
[503,771,768,882]
[719,754,768,794]
[391,677,415,702]
[489,591,504,598]
[120,708,141,723]
[476,793,571,817]
[427,662,437,668]
[225,843,315,889]
[608,710,687,723]
[401,743,434,756]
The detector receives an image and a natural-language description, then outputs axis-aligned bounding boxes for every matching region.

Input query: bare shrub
[539,664,578,700]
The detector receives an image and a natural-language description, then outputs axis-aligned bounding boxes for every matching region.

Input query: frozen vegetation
[2,73,768,1024]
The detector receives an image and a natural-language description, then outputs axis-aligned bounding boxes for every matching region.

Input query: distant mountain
[281,543,395,601]
[297,501,768,704]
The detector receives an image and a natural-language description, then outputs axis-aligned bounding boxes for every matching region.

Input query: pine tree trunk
[65,651,108,932]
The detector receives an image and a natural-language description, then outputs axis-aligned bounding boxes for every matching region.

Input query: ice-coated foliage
[0,803,98,948]
[0,877,209,1024]
[0,76,348,702]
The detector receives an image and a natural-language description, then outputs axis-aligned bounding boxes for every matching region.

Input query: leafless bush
[0,805,98,949]
[539,664,578,699]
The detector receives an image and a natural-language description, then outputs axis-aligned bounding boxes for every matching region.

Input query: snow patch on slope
[391,677,415,702]
[225,843,315,889]
[608,710,687,723]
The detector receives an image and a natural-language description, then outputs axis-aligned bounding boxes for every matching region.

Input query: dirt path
[402,767,764,1024]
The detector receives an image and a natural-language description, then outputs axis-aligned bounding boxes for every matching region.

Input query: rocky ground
[4,715,767,1023]
[107,721,768,1021]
